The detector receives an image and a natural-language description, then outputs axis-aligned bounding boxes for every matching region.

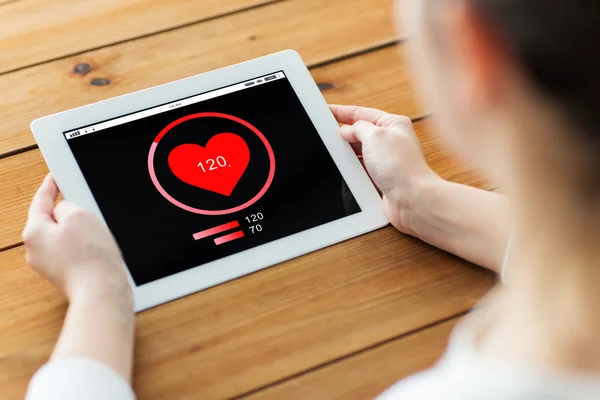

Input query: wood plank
[0,45,487,251]
[0,231,494,399]
[243,319,458,400]
[0,0,279,74]
[312,46,430,119]
[0,0,398,157]
[0,149,46,249]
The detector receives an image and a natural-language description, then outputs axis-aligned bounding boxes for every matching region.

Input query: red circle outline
[148,112,275,215]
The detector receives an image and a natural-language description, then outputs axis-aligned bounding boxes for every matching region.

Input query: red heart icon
[168,133,250,196]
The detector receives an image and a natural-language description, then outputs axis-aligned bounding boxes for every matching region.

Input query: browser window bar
[64,72,285,140]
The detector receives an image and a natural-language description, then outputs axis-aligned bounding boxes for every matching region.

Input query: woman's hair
[470,0,600,145]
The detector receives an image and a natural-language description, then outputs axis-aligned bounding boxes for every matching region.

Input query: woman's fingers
[340,124,367,156]
[27,174,58,222]
[330,104,413,129]
[340,121,379,142]
[23,174,58,244]
[340,124,360,143]
[53,200,81,223]
[349,121,381,144]
[330,105,387,126]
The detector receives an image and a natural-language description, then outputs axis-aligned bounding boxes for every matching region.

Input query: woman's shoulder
[376,312,600,400]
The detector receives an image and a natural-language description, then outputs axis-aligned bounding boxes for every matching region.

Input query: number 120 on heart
[197,156,228,172]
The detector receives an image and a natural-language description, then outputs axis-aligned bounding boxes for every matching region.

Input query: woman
[24,0,600,398]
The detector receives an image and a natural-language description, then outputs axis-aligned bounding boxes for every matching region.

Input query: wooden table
[0,1,496,399]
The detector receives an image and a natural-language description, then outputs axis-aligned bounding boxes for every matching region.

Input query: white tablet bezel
[31,50,389,311]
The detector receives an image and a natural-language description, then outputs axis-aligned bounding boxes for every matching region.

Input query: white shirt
[26,320,600,400]
[26,358,135,400]
[378,318,600,399]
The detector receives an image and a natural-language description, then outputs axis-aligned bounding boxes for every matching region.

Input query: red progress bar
[193,221,239,240]
[214,230,245,245]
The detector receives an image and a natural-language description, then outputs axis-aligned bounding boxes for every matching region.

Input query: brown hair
[471,0,600,145]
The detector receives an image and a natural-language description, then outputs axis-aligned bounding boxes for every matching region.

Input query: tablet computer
[31,50,388,311]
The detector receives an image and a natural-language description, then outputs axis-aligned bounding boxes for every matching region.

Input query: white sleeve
[26,358,135,400]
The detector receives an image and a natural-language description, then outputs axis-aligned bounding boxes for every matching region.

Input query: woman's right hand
[330,105,441,234]
[22,174,131,303]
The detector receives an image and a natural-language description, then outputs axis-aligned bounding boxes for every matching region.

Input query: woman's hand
[23,174,135,382]
[22,174,131,302]
[330,105,441,234]
[331,105,511,273]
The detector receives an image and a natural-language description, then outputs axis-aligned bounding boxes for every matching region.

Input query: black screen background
[66,77,360,285]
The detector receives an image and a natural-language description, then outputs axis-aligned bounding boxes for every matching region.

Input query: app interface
[64,72,361,285]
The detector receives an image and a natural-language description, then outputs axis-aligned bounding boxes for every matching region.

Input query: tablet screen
[64,72,361,285]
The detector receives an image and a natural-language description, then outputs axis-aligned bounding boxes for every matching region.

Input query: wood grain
[312,46,430,119]
[0,231,494,400]
[0,45,487,250]
[0,0,279,74]
[0,0,398,157]
[243,319,458,400]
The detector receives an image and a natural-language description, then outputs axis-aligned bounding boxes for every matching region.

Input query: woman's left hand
[23,174,131,302]
[23,174,135,383]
